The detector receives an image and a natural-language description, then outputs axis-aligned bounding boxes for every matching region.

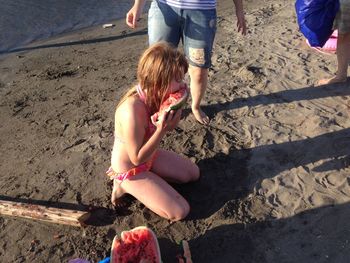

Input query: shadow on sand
[179,82,350,220]
[1,29,147,55]
[203,81,350,118]
[160,202,350,263]
[183,127,349,221]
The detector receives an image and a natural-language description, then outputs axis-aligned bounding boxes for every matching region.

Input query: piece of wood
[0,200,90,227]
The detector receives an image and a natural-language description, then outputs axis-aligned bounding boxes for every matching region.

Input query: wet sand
[0,0,350,262]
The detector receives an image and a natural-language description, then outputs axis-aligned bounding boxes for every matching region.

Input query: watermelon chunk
[151,85,189,123]
[111,226,162,263]
[160,85,189,113]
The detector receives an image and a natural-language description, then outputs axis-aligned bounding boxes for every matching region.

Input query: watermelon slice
[160,84,189,113]
[151,85,189,123]
[111,226,162,263]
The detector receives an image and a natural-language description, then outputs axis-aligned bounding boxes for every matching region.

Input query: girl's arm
[232,0,247,35]
[120,100,181,166]
[126,0,146,28]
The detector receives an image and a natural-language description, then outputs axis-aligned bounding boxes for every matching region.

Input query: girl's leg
[116,171,190,221]
[111,178,126,206]
[151,149,200,183]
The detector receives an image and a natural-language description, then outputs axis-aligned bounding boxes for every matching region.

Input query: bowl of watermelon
[110,226,162,263]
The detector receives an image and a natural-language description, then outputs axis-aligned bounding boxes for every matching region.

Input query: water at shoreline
[0,0,134,53]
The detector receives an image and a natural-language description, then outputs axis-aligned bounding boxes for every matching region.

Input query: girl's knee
[188,164,200,182]
[182,164,200,183]
[167,200,190,221]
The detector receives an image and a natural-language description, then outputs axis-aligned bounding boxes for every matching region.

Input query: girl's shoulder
[119,95,146,110]
[116,95,149,120]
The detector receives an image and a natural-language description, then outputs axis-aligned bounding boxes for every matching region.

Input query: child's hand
[152,109,182,132]
[126,5,142,28]
[235,9,247,35]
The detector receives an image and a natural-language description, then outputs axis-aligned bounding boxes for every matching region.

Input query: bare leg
[111,150,199,220]
[189,65,210,124]
[151,149,200,183]
[318,32,350,85]
[119,172,190,221]
[111,179,126,207]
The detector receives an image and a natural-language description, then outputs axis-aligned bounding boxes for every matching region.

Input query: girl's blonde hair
[117,42,188,114]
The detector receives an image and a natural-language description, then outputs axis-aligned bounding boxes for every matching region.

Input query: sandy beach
[1,0,350,262]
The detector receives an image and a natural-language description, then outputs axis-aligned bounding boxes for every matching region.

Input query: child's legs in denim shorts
[148,1,217,68]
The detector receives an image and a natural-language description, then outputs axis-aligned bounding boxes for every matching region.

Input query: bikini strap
[136,84,146,103]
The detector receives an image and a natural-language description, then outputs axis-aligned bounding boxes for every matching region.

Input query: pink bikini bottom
[106,153,158,182]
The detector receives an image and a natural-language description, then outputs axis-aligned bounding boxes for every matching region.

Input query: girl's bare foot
[317,76,347,86]
[111,179,126,207]
[192,107,209,125]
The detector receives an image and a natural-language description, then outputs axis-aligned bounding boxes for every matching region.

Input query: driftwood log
[0,200,90,227]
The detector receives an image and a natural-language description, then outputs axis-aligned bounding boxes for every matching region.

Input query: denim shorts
[148,0,217,68]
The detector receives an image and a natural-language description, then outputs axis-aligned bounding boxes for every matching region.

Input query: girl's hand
[152,109,182,132]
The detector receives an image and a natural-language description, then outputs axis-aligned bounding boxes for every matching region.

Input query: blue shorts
[148,0,217,68]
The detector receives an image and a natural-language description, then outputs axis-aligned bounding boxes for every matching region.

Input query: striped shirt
[157,0,216,10]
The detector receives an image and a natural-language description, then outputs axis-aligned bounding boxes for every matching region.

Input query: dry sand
[1,0,350,262]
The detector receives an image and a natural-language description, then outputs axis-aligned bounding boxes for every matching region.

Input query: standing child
[126,0,246,124]
[107,42,200,221]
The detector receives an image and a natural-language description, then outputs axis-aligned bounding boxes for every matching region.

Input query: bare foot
[317,76,347,86]
[192,107,210,125]
[111,179,125,207]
